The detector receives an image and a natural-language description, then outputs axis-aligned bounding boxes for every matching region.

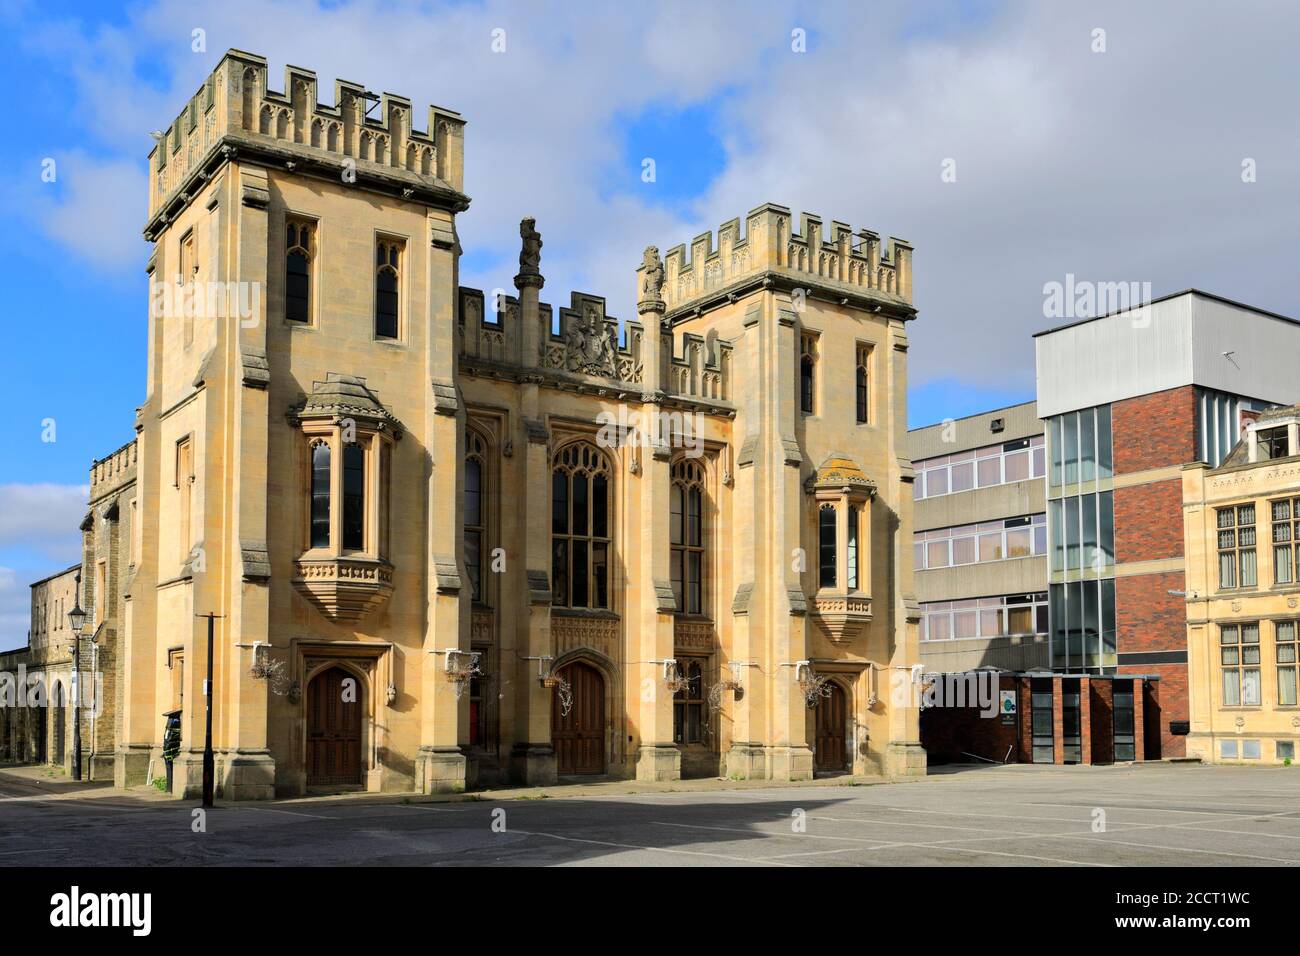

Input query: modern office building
[914,289,1300,763]
[910,401,1048,673]
[1183,403,1300,765]
[1035,290,1300,757]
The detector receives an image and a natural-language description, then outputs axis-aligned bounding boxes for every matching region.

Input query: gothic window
[302,427,393,560]
[310,441,331,548]
[671,459,706,614]
[819,504,837,589]
[175,438,194,567]
[551,442,611,609]
[342,443,365,551]
[855,343,871,423]
[465,430,487,603]
[673,659,706,744]
[800,332,817,415]
[180,229,197,349]
[286,219,314,323]
[375,238,402,339]
[380,442,392,559]
[847,504,859,591]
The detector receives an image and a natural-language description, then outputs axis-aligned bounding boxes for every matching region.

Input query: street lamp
[67,573,88,781]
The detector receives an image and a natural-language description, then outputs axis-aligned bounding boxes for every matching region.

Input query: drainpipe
[89,642,99,773]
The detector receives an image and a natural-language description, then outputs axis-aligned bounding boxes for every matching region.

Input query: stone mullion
[769,302,812,781]
[636,429,681,782]
[884,318,924,778]
[214,159,275,799]
[416,211,469,793]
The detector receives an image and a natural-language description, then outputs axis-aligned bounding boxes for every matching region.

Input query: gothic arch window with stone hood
[465,428,490,604]
[800,332,818,415]
[671,458,706,615]
[374,238,403,340]
[551,441,611,610]
[290,374,403,623]
[855,342,871,424]
[286,218,315,324]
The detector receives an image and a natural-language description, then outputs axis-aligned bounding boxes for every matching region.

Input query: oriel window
[819,504,837,589]
[310,441,331,548]
[342,443,365,551]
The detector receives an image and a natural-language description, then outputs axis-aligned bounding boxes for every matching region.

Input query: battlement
[653,203,913,312]
[147,49,466,222]
[90,439,138,500]
[458,287,731,403]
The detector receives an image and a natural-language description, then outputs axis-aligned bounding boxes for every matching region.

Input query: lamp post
[198,612,220,808]
[67,573,88,781]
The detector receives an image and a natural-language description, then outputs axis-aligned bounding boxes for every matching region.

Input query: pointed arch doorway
[306,666,363,788]
[814,680,848,773]
[552,660,605,775]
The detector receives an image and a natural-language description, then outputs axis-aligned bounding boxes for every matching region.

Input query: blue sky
[2,0,1298,642]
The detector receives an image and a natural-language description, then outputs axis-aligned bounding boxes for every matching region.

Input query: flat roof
[1032,288,1300,339]
[908,398,1038,434]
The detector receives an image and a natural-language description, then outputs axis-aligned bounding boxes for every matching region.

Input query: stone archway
[552,660,605,775]
[814,680,849,773]
[305,665,364,788]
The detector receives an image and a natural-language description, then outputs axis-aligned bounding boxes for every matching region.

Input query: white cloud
[0,483,87,563]
[13,0,1300,397]
[0,566,30,650]
[20,151,149,270]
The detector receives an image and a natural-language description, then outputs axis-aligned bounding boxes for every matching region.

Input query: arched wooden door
[552,661,605,775]
[814,682,847,772]
[306,667,363,787]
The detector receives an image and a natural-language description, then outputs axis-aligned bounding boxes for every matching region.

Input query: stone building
[1183,404,1300,764]
[109,49,925,799]
[0,443,136,779]
[0,565,80,767]
[78,440,138,780]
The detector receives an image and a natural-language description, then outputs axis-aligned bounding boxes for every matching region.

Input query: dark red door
[553,662,604,774]
[307,667,362,787]
[815,682,847,771]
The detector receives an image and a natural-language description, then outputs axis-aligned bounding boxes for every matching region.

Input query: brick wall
[1089,679,1115,764]
[920,675,1019,764]
[1116,571,1186,655]
[1115,571,1186,757]
[1115,479,1185,563]
[1112,385,1197,475]
[1118,660,1185,759]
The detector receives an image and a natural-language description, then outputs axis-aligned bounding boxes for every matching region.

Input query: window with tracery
[551,442,611,609]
